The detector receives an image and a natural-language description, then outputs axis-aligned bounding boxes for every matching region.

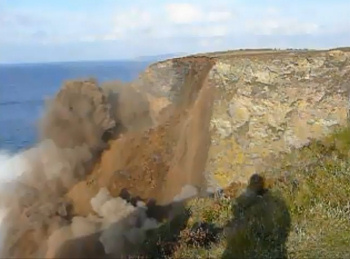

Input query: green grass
[141,127,350,258]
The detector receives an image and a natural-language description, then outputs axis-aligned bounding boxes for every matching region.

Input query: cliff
[4,48,350,258]
[66,48,350,212]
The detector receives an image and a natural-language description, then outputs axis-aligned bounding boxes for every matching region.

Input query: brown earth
[66,56,216,216]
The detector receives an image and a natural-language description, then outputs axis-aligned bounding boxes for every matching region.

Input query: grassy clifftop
[141,126,350,258]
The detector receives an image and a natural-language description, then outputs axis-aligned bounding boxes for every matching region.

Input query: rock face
[6,49,350,258]
[68,49,350,210]
[138,49,350,191]
[206,50,350,186]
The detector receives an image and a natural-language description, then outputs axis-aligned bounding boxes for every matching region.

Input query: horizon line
[0,53,188,66]
[1,46,349,65]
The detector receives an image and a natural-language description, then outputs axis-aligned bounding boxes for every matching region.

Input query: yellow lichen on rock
[209,136,249,187]
[204,50,350,188]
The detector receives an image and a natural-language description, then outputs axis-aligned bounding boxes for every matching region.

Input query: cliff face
[5,49,350,258]
[207,50,350,186]
[68,49,350,211]
[136,49,350,195]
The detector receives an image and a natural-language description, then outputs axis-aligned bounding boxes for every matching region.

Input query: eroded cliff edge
[68,49,350,213]
[4,49,350,259]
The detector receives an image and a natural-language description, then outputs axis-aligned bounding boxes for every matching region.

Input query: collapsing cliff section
[68,50,350,213]
[108,49,350,193]
[67,57,216,215]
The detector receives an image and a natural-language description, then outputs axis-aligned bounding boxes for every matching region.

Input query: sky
[0,0,349,63]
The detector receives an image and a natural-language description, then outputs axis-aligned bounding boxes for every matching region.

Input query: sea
[0,60,152,153]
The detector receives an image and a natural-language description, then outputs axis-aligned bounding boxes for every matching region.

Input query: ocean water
[0,60,151,153]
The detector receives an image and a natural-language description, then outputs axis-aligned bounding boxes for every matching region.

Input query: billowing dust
[0,57,216,258]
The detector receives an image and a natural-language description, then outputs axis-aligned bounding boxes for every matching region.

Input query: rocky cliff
[4,48,350,259]
[68,49,350,211]
[206,49,350,187]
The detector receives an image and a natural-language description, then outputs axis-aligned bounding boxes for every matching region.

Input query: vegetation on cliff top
[141,126,350,258]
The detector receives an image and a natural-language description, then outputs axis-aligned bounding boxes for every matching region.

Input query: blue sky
[1,0,349,63]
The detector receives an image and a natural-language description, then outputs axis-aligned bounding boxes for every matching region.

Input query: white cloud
[208,11,232,22]
[165,3,233,24]
[165,3,203,24]
[114,9,152,31]
[1,0,350,63]
[0,2,235,45]
[198,37,224,49]
[243,7,320,36]
[99,3,234,41]
[193,25,229,37]
[247,18,319,36]
[265,7,280,16]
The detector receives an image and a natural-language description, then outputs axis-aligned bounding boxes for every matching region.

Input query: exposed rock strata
[69,49,350,211]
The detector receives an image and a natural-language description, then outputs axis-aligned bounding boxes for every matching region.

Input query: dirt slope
[66,57,216,216]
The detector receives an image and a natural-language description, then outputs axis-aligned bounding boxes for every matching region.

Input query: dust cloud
[40,79,116,152]
[0,79,119,258]
[0,56,217,258]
